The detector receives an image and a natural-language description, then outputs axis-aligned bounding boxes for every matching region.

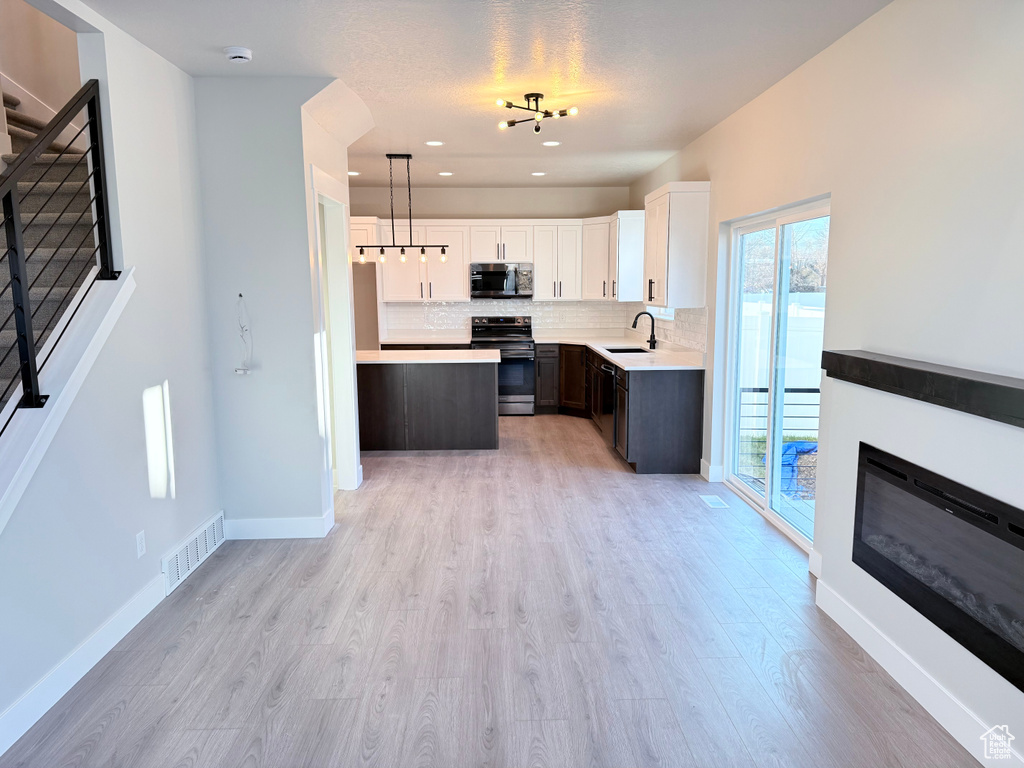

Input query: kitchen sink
[603,347,650,354]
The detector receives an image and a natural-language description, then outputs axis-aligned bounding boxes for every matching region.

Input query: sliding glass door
[729,205,830,541]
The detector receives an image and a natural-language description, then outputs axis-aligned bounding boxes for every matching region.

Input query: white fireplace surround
[815,378,1024,765]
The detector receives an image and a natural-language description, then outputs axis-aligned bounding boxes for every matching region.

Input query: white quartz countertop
[377,332,704,371]
[584,342,705,371]
[356,349,500,365]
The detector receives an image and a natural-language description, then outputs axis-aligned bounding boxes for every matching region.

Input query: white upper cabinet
[470,226,501,262]
[642,182,709,308]
[380,225,425,302]
[582,221,611,300]
[500,225,533,262]
[470,224,533,262]
[533,225,558,300]
[609,211,645,302]
[556,225,582,301]
[423,226,468,301]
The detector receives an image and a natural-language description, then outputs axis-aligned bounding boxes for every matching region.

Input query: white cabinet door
[608,218,619,300]
[614,212,645,302]
[500,225,533,262]
[643,195,669,305]
[581,221,610,300]
[381,257,426,301]
[556,225,582,301]
[423,226,468,301]
[381,226,426,301]
[533,225,557,301]
[470,225,502,262]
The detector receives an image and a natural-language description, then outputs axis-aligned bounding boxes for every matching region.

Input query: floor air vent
[161,512,225,595]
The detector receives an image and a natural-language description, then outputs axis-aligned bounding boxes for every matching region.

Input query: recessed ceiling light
[425,141,445,147]
[347,171,360,176]
[542,141,560,147]
[531,172,546,176]
[438,171,453,176]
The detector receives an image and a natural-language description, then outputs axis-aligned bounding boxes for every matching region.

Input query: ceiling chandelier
[358,153,448,264]
[496,93,579,134]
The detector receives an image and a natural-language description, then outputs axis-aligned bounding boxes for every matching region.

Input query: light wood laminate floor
[3,415,973,767]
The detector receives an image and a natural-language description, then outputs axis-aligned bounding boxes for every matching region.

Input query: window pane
[732,227,776,500]
[769,215,829,538]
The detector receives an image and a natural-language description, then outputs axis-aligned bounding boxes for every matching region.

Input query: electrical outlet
[136,530,146,558]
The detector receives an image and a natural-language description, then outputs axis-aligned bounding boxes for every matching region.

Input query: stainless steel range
[470,316,535,416]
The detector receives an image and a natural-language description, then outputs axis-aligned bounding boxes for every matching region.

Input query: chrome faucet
[632,311,657,350]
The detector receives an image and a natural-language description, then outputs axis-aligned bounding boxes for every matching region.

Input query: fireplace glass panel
[854,444,1024,691]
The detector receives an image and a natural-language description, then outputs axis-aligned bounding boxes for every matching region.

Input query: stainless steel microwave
[470,263,533,299]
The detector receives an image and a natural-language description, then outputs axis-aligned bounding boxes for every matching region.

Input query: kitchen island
[356,349,501,450]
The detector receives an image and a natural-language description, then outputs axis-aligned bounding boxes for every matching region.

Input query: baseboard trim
[0,574,164,756]
[224,506,334,540]
[700,459,725,483]
[815,579,1020,765]
[808,549,823,578]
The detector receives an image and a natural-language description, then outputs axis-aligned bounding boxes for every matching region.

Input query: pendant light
[363,154,449,259]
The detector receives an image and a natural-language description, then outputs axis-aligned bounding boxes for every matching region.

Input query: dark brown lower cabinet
[356,362,499,451]
[559,344,586,410]
[535,344,560,412]
[616,368,704,474]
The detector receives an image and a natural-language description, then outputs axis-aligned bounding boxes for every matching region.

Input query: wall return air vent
[161,511,225,595]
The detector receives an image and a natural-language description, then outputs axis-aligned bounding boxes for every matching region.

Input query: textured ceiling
[80,0,891,187]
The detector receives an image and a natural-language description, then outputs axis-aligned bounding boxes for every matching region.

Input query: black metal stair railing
[0,79,118,427]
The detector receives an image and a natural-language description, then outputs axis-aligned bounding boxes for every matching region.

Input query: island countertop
[356,349,501,365]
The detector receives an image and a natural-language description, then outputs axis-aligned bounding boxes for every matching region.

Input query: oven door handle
[500,351,536,360]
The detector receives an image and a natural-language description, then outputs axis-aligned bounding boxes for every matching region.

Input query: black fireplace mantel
[822,350,1024,429]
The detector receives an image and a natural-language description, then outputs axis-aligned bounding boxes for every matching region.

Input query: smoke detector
[223,46,253,63]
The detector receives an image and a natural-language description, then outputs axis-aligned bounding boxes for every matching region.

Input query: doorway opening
[726,200,830,543]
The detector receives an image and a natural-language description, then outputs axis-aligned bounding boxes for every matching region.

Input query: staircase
[1,89,101,411]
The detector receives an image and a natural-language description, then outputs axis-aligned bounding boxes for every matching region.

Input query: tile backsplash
[384,300,708,352]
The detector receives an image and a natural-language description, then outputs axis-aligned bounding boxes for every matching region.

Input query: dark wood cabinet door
[589,364,602,428]
[535,355,559,407]
[356,364,407,450]
[405,363,499,450]
[559,345,587,409]
[615,383,629,459]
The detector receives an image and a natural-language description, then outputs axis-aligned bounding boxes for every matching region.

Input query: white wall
[629,0,1024,760]
[351,185,631,219]
[0,0,221,749]
[194,76,346,536]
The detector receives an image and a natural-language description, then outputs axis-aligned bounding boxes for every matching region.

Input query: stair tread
[1,152,85,166]
[2,92,21,109]
[5,109,48,132]
[8,125,68,154]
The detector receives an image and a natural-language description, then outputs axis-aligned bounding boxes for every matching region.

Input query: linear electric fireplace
[854,443,1024,691]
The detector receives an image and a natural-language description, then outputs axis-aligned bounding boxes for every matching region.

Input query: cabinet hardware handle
[559,280,562,297]
[497,243,500,259]
[612,279,616,297]
[603,280,606,297]
[553,280,556,297]
[420,282,424,299]
[648,278,654,302]
[502,243,506,260]
[429,282,432,298]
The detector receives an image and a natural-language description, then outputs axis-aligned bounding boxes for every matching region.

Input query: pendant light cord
[388,156,396,247]
[406,156,413,248]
